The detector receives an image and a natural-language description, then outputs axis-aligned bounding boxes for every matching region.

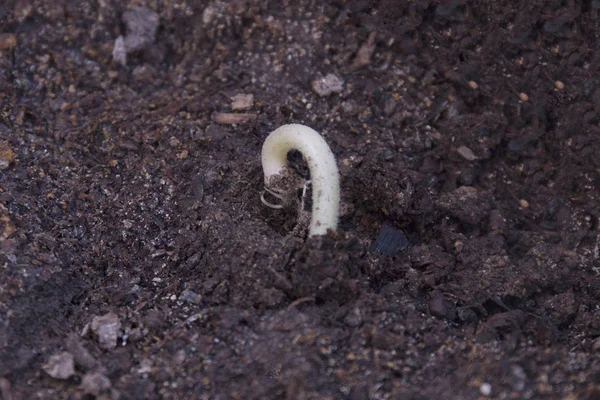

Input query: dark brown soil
[1,1,600,399]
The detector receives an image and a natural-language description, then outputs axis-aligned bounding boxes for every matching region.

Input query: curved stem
[261,124,340,236]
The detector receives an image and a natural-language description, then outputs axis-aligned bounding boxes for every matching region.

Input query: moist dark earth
[1,0,600,399]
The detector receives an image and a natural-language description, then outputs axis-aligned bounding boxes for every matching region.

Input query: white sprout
[261,124,340,236]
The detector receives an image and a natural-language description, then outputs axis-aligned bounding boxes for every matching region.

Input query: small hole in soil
[286,150,310,181]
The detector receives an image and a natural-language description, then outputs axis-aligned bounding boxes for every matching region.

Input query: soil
[1,0,599,399]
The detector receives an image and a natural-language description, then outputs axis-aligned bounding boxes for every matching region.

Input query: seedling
[261,124,340,236]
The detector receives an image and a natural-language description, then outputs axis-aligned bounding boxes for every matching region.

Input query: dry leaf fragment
[351,32,377,70]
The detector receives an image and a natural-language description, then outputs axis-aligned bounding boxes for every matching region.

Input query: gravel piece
[81,371,112,396]
[42,352,75,380]
[91,312,121,350]
[312,74,344,97]
[180,289,203,305]
[456,145,477,161]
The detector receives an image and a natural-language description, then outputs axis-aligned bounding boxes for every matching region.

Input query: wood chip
[231,93,254,111]
[212,112,256,125]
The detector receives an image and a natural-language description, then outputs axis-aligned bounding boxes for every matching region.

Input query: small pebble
[468,80,478,89]
[180,289,203,304]
[508,365,527,392]
[43,352,75,380]
[429,290,449,319]
[91,312,121,350]
[312,73,344,97]
[112,6,159,66]
[81,371,112,396]
[554,80,564,90]
[519,92,529,102]
[344,307,362,327]
[371,222,409,256]
[480,382,492,396]
[456,145,477,161]
[519,199,529,209]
